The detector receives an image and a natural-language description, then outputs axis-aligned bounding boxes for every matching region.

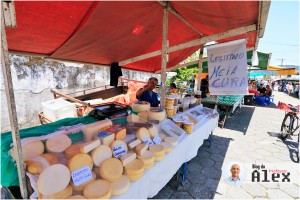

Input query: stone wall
[0,54,160,132]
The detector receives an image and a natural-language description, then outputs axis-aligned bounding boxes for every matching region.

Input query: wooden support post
[1,5,28,199]
[160,4,169,108]
[196,48,203,91]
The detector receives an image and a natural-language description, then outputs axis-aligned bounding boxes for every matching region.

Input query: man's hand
[136,85,149,97]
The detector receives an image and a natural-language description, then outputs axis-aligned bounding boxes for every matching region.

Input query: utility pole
[277,59,285,67]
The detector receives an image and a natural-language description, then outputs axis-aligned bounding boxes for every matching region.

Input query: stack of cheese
[127,108,166,122]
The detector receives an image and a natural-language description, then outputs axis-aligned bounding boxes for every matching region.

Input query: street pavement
[154,91,299,199]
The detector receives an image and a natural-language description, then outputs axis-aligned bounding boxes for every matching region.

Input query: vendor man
[136,77,160,107]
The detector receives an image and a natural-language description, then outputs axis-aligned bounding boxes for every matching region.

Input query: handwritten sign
[143,138,154,147]
[207,39,248,95]
[153,135,161,144]
[112,144,127,158]
[71,166,93,186]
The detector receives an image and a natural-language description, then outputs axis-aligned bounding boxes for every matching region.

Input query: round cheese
[91,145,112,167]
[71,171,96,192]
[68,154,93,172]
[39,185,73,199]
[132,101,150,112]
[68,195,86,199]
[124,172,143,182]
[147,108,166,121]
[83,120,113,142]
[137,150,154,165]
[148,126,158,138]
[149,144,165,157]
[161,142,173,153]
[37,164,71,195]
[164,137,178,147]
[83,179,112,199]
[155,153,165,162]
[10,140,44,161]
[46,135,72,153]
[127,114,139,122]
[27,153,58,174]
[111,175,130,196]
[64,144,83,160]
[158,133,167,141]
[124,159,144,176]
[110,140,128,158]
[100,158,123,182]
[144,161,155,169]
[136,128,150,141]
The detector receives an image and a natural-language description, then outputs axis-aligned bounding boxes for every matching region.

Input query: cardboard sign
[71,166,93,186]
[207,39,248,95]
[112,144,127,158]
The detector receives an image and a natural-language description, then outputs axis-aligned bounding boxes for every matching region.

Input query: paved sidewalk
[154,91,299,199]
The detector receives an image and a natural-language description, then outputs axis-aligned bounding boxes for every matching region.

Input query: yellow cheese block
[124,159,144,176]
[158,133,167,141]
[83,179,112,199]
[100,158,123,182]
[144,161,155,169]
[147,109,166,121]
[137,111,148,121]
[148,126,159,138]
[10,140,44,161]
[124,172,143,182]
[37,164,71,195]
[91,145,112,167]
[71,171,96,192]
[132,101,150,112]
[136,127,150,141]
[68,154,93,172]
[135,143,148,156]
[127,114,139,122]
[137,150,155,166]
[46,134,72,153]
[161,142,173,153]
[110,140,128,158]
[64,144,83,160]
[128,139,141,150]
[164,136,178,147]
[155,153,165,162]
[149,144,165,158]
[39,185,73,199]
[83,120,113,142]
[27,153,58,174]
[95,131,115,146]
[114,128,127,140]
[80,139,100,154]
[67,195,86,199]
[120,152,136,166]
[111,175,130,196]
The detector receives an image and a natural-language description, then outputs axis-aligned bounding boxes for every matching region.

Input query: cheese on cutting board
[164,136,178,147]
[67,195,86,199]
[37,164,71,195]
[111,175,130,196]
[68,154,93,172]
[83,179,112,199]
[91,145,112,167]
[120,152,136,166]
[127,114,139,122]
[46,134,72,153]
[10,140,44,161]
[147,108,166,121]
[124,159,144,176]
[39,185,73,199]
[83,120,112,142]
[64,144,83,160]
[137,111,148,121]
[136,127,150,141]
[135,143,148,156]
[148,126,158,138]
[71,171,96,192]
[132,101,150,112]
[161,142,173,153]
[99,158,123,182]
[149,144,165,157]
[95,131,115,146]
[80,139,100,153]
[128,139,141,150]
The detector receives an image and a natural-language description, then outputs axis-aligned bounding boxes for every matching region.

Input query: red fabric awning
[6,1,260,72]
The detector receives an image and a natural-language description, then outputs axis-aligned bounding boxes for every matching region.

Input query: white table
[114,116,218,199]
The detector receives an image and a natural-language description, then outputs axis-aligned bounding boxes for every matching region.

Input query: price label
[71,166,93,186]
[112,144,127,158]
[153,135,161,144]
[143,138,154,147]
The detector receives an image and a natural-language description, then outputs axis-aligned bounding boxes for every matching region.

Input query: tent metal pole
[160,4,169,108]
[196,47,203,91]
[1,4,28,199]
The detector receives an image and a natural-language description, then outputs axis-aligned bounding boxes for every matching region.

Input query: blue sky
[258,1,299,66]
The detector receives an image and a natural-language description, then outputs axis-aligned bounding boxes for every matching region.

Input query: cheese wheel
[136,127,150,141]
[83,120,113,142]
[27,153,58,174]
[124,172,143,182]
[10,140,44,161]
[80,139,100,154]
[64,144,83,160]
[161,142,173,153]
[164,136,178,147]
[120,152,136,166]
[46,135,72,153]
[71,171,96,192]
[91,145,112,167]
[158,133,167,140]
[100,158,123,182]
[83,180,112,199]
[132,101,150,112]
[137,150,155,165]
[68,195,86,199]
[137,111,148,121]
[144,161,155,169]
[124,159,144,176]
[148,126,159,138]
[39,185,73,199]
[110,140,128,158]
[111,175,130,196]
[37,164,71,195]
[149,144,165,157]
[127,114,139,122]
[68,154,93,172]
[155,153,165,162]
[147,109,166,121]
[135,143,148,156]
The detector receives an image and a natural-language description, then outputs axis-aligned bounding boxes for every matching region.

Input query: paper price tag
[143,138,154,147]
[71,166,93,186]
[153,135,161,144]
[112,144,127,158]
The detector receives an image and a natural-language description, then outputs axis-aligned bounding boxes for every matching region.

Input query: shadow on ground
[153,135,232,199]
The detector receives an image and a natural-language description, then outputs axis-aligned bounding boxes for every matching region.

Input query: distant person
[264,85,272,97]
[286,82,293,96]
[136,77,159,107]
[200,75,209,98]
[170,83,179,93]
[224,164,242,187]
[271,80,275,90]
[257,85,266,96]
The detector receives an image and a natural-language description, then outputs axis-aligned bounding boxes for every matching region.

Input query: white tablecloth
[114,117,218,199]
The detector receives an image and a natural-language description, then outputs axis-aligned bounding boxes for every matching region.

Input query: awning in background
[268,65,297,75]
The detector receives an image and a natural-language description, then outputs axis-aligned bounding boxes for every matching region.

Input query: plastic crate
[41,98,77,122]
